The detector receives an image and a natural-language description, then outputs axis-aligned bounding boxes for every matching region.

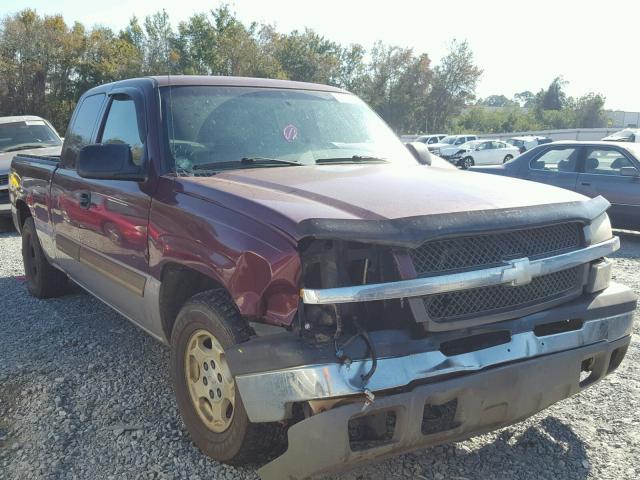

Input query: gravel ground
[0,220,639,480]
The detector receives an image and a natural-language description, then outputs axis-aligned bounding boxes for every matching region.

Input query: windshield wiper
[2,144,48,153]
[194,157,302,170]
[316,155,388,164]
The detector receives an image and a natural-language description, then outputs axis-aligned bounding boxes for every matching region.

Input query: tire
[461,156,474,169]
[21,217,69,298]
[170,289,286,465]
[503,154,513,163]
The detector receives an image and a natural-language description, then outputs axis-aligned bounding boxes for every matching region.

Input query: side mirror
[405,141,432,165]
[620,166,639,177]
[77,144,146,181]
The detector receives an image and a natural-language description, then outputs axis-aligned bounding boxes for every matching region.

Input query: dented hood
[179,163,604,246]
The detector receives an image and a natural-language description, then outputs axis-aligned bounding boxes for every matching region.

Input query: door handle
[581,182,591,186]
[78,191,91,209]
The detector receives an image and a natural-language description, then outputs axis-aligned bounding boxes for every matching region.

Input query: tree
[513,90,535,108]
[538,76,568,110]
[426,40,482,132]
[478,95,516,107]
[573,92,606,128]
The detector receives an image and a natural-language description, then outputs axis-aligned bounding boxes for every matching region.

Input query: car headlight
[585,213,612,245]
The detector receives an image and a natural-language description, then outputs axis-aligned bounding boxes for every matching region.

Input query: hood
[178,163,593,244]
[0,146,62,172]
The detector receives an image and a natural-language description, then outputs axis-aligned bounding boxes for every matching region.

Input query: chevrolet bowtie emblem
[502,257,533,286]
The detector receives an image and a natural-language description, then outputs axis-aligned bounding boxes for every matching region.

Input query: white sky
[4,0,639,111]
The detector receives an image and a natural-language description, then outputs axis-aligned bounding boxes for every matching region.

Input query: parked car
[470,140,640,230]
[414,134,447,145]
[602,128,640,143]
[507,135,552,153]
[445,139,520,168]
[9,77,635,480]
[0,116,62,218]
[427,134,478,157]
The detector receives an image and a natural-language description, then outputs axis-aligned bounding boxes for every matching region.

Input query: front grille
[0,174,8,187]
[423,266,582,322]
[410,223,582,278]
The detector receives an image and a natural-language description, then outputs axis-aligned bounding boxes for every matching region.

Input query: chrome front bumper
[235,305,634,422]
[301,237,619,305]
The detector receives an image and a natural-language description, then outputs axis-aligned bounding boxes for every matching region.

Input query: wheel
[21,217,69,298]
[170,289,286,465]
[503,154,513,163]
[461,156,474,169]
[103,222,123,246]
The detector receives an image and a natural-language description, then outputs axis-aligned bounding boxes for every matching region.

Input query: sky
[4,0,639,111]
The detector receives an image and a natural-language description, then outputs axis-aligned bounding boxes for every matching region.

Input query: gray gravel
[0,221,639,480]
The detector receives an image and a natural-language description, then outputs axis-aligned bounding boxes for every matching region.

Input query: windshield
[161,86,416,174]
[460,140,481,149]
[0,120,61,152]
[608,129,636,139]
[439,136,460,145]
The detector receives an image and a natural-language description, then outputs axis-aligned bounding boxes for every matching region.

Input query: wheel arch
[158,262,231,342]
[14,199,31,232]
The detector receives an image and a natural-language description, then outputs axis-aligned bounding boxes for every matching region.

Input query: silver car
[470,141,640,230]
[0,116,62,218]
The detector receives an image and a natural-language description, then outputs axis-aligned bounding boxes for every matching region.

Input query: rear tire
[170,289,286,465]
[21,217,69,298]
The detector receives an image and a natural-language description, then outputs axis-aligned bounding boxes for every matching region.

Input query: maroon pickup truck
[8,76,636,479]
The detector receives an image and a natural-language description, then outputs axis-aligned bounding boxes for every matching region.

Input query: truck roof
[84,75,349,95]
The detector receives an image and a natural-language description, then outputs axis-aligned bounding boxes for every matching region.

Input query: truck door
[51,93,106,276]
[575,145,640,229]
[71,89,154,323]
[525,145,581,192]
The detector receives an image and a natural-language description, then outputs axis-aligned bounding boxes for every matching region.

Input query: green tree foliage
[0,7,606,136]
[478,95,516,107]
[426,40,483,132]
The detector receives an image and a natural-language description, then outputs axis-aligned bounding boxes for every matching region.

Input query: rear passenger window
[61,93,105,168]
[530,148,579,173]
[100,96,145,166]
[583,148,636,176]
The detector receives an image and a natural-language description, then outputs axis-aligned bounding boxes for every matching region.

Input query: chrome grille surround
[423,266,582,322]
[410,223,582,278]
[411,223,585,324]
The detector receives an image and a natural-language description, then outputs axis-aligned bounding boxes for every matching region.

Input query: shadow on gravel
[0,216,16,234]
[613,230,640,259]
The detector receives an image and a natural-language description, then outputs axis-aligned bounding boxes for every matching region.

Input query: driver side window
[100,96,145,166]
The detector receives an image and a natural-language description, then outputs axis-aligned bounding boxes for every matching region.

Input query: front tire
[21,217,69,298]
[170,290,286,465]
[461,156,474,169]
[503,154,513,163]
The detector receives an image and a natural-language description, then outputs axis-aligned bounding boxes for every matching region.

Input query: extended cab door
[575,145,640,229]
[525,145,581,192]
[51,93,106,276]
[71,89,154,323]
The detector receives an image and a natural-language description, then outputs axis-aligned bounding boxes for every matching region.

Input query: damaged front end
[225,196,637,480]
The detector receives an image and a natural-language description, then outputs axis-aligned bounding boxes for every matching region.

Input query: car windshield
[608,129,636,139]
[439,136,460,145]
[460,140,482,149]
[161,86,416,174]
[0,120,61,152]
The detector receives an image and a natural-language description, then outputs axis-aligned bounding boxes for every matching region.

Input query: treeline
[0,8,605,136]
[454,77,607,133]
